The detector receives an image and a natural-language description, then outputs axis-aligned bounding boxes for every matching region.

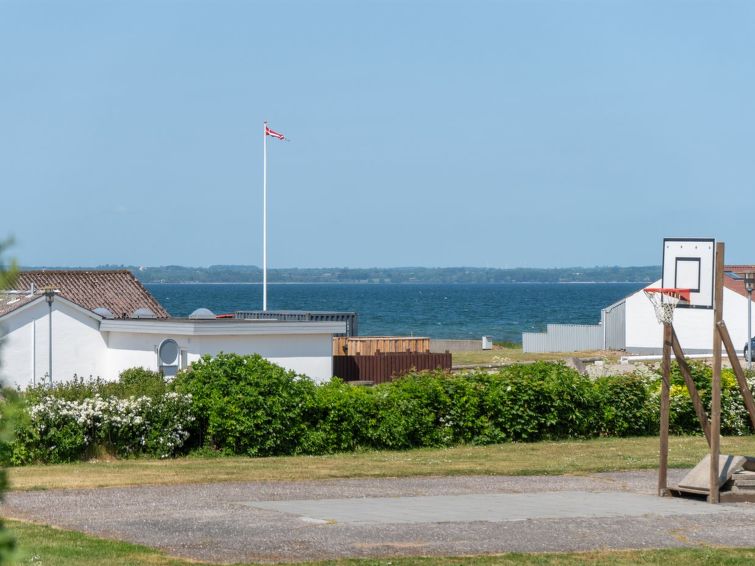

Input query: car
[745,337,755,362]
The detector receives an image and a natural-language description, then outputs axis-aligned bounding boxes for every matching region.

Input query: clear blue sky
[3,1,754,268]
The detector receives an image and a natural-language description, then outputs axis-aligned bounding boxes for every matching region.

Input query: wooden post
[659,321,672,496]
[716,320,755,431]
[671,328,711,446]
[709,241,725,504]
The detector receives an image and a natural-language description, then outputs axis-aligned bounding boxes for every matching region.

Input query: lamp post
[745,272,755,371]
[44,288,55,386]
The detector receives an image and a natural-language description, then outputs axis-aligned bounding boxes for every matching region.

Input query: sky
[2,0,755,269]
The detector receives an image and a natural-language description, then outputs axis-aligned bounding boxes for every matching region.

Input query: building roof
[1,270,169,319]
[724,266,755,300]
[0,292,38,317]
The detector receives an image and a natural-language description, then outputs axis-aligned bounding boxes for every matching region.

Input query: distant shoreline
[144,281,651,285]
[28,265,660,286]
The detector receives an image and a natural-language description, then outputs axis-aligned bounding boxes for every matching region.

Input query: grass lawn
[7,519,755,566]
[451,346,623,366]
[10,435,755,491]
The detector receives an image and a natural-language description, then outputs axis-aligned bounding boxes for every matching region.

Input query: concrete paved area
[247,491,741,525]
[4,470,755,563]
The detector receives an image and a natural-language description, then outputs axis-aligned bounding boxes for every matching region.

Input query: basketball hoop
[644,288,691,325]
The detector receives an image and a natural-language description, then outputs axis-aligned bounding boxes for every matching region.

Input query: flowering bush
[23,368,168,404]
[646,361,755,437]
[8,391,194,464]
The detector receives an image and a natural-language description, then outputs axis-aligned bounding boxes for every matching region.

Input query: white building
[0,270,344,388]
[522,265,755,355]
[625,266,755,355]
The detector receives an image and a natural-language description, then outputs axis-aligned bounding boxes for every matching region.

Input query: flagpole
[263,121,268,312]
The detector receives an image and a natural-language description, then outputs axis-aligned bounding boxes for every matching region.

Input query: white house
[625,266,755,354]
[0,270,344,388]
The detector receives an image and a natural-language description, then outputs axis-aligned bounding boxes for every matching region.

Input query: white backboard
[662,238,715,309]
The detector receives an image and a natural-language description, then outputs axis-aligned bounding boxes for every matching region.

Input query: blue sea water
[146,283,644,343]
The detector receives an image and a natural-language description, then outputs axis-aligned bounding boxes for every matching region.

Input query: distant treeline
[27,265,661,284]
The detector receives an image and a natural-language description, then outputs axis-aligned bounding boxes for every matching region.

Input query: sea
[146,282,645,343]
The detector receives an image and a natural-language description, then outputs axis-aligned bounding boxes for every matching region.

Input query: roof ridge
[21,269,133,274]
[6,269,170,319]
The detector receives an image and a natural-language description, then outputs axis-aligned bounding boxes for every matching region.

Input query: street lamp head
[43,287,56,305]
[745,272,755,293]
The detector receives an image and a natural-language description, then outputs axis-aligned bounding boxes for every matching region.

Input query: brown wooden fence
[333,351,452,384]
[333,336,430,356]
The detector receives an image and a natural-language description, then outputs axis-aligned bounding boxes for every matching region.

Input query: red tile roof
[2,270,169,319]
[0,293,38,317]
[724,265,755,300]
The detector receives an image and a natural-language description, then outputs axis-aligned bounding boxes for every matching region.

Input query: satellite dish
[189,307,215,319]
[132,307,156,319]
[93,307,115,319]
[157,338,180,377]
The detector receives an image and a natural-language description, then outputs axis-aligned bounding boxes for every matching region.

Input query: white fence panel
[547,324,603,352]
[602,300,626,350]
[523,324,602,353]
[522,332,547,353]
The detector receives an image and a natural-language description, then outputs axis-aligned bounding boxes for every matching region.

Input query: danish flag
[265,125,285,140]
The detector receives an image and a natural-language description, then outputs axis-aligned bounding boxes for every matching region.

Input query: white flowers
[27,392,195,459]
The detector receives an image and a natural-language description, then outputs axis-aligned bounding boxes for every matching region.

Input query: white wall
[626,280,755,354]
[104,330,334,383]
[191,334,333,383]
[104,331,162,377]
[1,300,108,388]
[2,305,337,389]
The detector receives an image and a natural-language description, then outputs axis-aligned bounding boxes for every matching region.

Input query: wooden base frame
[658,242,755,504]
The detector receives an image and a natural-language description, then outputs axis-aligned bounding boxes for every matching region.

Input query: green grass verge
[7,519,755,566]
[10,435,755,491]
[451,347,623,366]
[8,519,201,565]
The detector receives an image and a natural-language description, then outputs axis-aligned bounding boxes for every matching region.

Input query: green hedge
[4,356,755,464]
[172,353,316,456]
[3,369,194,464]
[168,355,754,456]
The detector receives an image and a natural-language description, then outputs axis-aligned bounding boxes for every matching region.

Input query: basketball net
[643,288,691,325]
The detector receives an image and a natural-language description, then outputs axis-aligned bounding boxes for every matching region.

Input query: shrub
[648,361,755,437]
[172,353,316,456]
[473,371,547,442]
[594,374,654,436]
[8,357,754,464]
[6,391,195,464]
[300,379,376,453]
[473,363,597,442]
[437,373,487,443]
[109,367,168,399]
[5,369,191,464]
[368,373,454,449]
[22,368,166,404]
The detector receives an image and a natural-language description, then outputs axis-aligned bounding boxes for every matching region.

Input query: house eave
[99,319,346,336]
[0,295,103,323]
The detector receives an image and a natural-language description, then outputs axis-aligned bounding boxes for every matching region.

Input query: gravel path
[4,470,755,564]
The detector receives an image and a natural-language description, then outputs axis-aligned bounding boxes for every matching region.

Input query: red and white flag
[265,125,285,140]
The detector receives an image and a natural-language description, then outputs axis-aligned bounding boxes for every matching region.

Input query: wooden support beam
[671,328,711,446]
[709,241,725,504]
[659,322,672,496]
[716,320,755,431]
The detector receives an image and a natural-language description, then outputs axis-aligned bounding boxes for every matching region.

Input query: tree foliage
[0,240,18,562]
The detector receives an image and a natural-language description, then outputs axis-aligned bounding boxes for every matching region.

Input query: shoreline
[144,281,650,286]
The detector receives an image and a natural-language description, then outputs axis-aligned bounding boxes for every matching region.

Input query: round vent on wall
[189,307,215,319]
[93,307,115,319]
[132,307,156,319]
[157,338,180,377]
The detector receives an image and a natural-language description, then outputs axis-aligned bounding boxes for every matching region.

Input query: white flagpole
[263,121,268,311]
